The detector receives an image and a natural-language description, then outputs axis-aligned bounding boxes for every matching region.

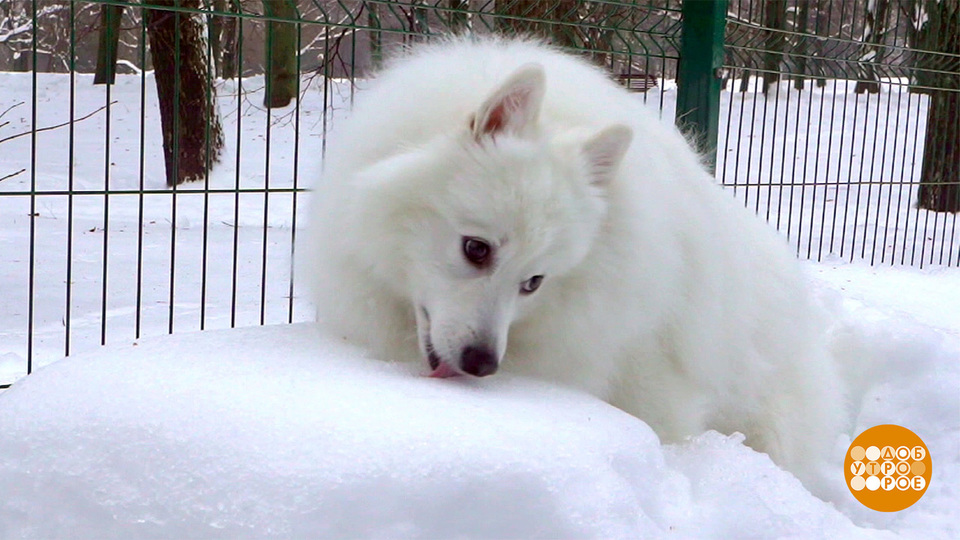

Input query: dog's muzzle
[427,345,498,378]
[421,308,499,378]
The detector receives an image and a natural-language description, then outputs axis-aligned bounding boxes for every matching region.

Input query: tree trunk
[262,0,298,108]
[903,0,926,91]
[793,0,809,90]
[94,2,125,85]
[917,91,960,212]
[212,0,239,79]
[403,0,430,45]
[814,0,826,87]
[494,0,581,50]
[585,2,627,69]
[146,0,225,186]
[854,0,890,94]
[761,0,786,96]
[12,54,29,72]
[916,0,960,213]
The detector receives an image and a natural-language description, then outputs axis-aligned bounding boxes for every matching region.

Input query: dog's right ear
[470,64,545,140]
[582,124,633,186]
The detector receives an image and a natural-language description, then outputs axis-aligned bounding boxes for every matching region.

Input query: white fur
[304,38,845,491]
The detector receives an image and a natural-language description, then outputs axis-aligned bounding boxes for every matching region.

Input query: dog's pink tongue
[429,362,460,378]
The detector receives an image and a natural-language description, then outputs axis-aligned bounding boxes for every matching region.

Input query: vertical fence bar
[288,20,303,324]
[27,0,38,375]
[101,54,113,346]
[230,7,244,328]
[200,3,213,331]
[168,5,182,334]
[136,8,147,339]
[676,0,728,173]
[65,0,77,357]
[261,6,274,326]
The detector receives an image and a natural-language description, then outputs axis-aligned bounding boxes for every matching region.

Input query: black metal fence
[721,0,959,267]
[0,1,684,387]
[1,0,958,388]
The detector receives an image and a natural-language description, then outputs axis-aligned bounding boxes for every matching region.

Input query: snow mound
[1,324,669,538]
[0,317,955,538]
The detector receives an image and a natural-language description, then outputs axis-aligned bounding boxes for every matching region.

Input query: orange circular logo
[845,424,931,512]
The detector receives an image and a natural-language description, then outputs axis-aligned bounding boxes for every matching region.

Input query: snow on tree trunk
[146,0,224,186]
[854,0,890,94]
[212,0,239,80]
[262,0,297,108]
[916,0,960,213]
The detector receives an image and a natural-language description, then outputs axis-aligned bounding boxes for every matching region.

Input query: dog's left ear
[582,124,633,186]
[471,63,546,140]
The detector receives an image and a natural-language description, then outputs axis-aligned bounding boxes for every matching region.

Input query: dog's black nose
[459,346,499,377]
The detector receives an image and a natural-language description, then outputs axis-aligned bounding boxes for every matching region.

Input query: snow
[0,275,957,538]
[1,72,959,537]
[0,325,667,538]
[810,257,960,335]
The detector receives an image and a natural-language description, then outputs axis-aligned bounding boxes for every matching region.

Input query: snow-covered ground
[1,72,958,537]
[0,278,957,538]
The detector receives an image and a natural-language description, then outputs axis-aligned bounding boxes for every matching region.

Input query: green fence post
[676,0,728,174]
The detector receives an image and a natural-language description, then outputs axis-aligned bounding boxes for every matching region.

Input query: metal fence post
[676,0,728,174]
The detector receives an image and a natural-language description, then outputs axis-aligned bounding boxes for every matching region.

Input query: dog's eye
[462,237,492,267]
[520,275,544,295]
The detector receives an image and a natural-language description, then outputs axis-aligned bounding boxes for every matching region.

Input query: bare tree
[146,0,225,186]
[212,0,240,79]
[854,0,891,94]
[0,1,32,71]
[402,0,430,44]
[761,0,786,96]
[262,0,298,107]
[495,0,580,50]
[813,0,827,87]
[0,1,83,72]
[793,0,811,90]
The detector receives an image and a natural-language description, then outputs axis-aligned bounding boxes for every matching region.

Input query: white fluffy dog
[304,38,845,490]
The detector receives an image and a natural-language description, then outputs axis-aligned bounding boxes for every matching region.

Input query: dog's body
[305,38,844,488]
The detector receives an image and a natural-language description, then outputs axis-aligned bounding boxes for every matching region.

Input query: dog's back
[323,38,681,171]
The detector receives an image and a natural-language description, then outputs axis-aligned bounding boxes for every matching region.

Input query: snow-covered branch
[0,4,69,44]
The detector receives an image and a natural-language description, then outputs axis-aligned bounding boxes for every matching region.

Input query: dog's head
[351,63,632,377]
